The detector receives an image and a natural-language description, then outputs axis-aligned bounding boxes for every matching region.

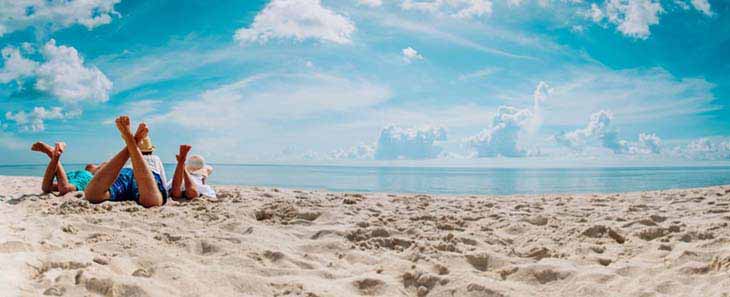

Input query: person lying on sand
[169,144,216,200]
[83,116,167,208]
[31,141,102,195]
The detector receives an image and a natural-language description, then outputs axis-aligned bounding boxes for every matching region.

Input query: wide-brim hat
[139,136,156,153]
[186,154,213,177]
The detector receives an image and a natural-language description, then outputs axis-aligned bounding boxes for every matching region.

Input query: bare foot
[53,142,66,158]
[177,145,192,163]
[134,123,149,143]
[115,116,134,143]
[31,142,54,157]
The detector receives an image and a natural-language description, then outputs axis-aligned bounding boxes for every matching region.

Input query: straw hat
[186,154,213,177]
[138,136,156,153]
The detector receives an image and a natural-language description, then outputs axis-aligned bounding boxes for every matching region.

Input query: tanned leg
[32,142,57,193]
[116,116,163,208]
[53,142,77,195]
[183,169,199,199]
[84,124,148,203]
[170,145,190,199]
[170,145,198,199]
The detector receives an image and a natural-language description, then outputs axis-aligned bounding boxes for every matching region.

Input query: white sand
[1,175,730,297]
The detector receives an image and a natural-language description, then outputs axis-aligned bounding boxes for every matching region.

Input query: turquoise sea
[2,164,730,195]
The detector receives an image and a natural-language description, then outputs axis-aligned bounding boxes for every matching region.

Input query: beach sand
[1,175,729,297]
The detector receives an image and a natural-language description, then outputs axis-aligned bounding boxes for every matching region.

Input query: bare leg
[52,143,76,195]
[84,124,147,203]
[116,116,163,208]
[170,145,198,199]
[32,142,57,193]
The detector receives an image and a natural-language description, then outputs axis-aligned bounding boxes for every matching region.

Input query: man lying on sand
[169,144,216,200]
[83,116,167,208]
[31,141,102,195]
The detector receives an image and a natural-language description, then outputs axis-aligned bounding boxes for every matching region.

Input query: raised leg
[171,145,198,199]
[33,142,57,193]
[117,116,163,207]
[52,143,76,195]
[84,124,147,203]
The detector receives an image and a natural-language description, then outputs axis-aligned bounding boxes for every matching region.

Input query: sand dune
[1,175,730,296]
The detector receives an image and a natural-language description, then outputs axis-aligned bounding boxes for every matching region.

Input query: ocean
[2,164,730,195]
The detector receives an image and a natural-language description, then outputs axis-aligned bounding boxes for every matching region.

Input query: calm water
[2,164,730,195]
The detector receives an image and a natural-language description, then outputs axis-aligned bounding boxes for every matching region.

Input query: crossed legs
[32,142,75,195]
[84,116,163,207]
[170,145,199,200]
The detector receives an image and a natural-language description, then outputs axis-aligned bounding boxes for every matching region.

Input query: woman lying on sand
[169,144,216,200]
[31,141,102,195]
[82,116,168,208]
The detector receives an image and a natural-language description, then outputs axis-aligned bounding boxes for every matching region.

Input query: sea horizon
[4,163,730,196]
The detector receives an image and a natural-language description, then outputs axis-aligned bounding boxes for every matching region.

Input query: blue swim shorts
[109,168,167,205]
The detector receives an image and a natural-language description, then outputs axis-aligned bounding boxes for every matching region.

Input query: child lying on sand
[169,145,216,200]
[31,141,102,195]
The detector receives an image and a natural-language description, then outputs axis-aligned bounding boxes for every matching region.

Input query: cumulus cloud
[402,47,424,62]
[374,125,447,160]
[330,143,376,160]
[0,46,38,83]
[34,40,113,103]
[466,81,551,157]
[0,0,121,36]
[590,0,663,39]
[400,0,493,19]
[554,110,662,154]
[5,106,81,132]
[358,0,383,7]
[234,0,355,44]
[690,0,712,16]
[0,40,112,103]
[670,138,730,160]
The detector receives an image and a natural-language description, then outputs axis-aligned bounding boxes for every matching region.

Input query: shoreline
[1,175,729,296]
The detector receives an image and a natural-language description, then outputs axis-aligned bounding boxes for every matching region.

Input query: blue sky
[1,0,729,165]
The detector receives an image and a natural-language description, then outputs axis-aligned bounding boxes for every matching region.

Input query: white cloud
[603,0,663,39]
[590,3,604,22]
[374,125,447,160]
[402,47,424,62]
[358,0,383,7]
[542,67,716,127]
[0,0,120,36]
[554,110,662,154]
[400,0,493,19]
[234,0,355,44]
[466,81,550,157]
[5,106,81,132]
[34,40,113,103]
[690,0,712,16]
[0,40,112,103]
[554,110,615,150]
[159,73,391,129]
[0,46,38,83]
[457,67,499,81]
[670,138,730,160]
[330,143,376,160]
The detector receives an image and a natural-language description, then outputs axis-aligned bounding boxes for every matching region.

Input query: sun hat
[186,154,213,177]
[138,136,156,153]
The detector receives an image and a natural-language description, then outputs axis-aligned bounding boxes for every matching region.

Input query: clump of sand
[1,175,730,296]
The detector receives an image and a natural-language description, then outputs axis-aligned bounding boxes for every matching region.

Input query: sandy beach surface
[1,175,730,297]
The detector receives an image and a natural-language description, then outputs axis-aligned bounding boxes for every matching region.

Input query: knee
[139,195,163,208]
[186,188,199,199]
[171,188,183,199]
[83,189,105,203]
[58,185,76,196]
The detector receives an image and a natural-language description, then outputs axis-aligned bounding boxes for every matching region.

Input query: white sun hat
[185,154,213,177]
